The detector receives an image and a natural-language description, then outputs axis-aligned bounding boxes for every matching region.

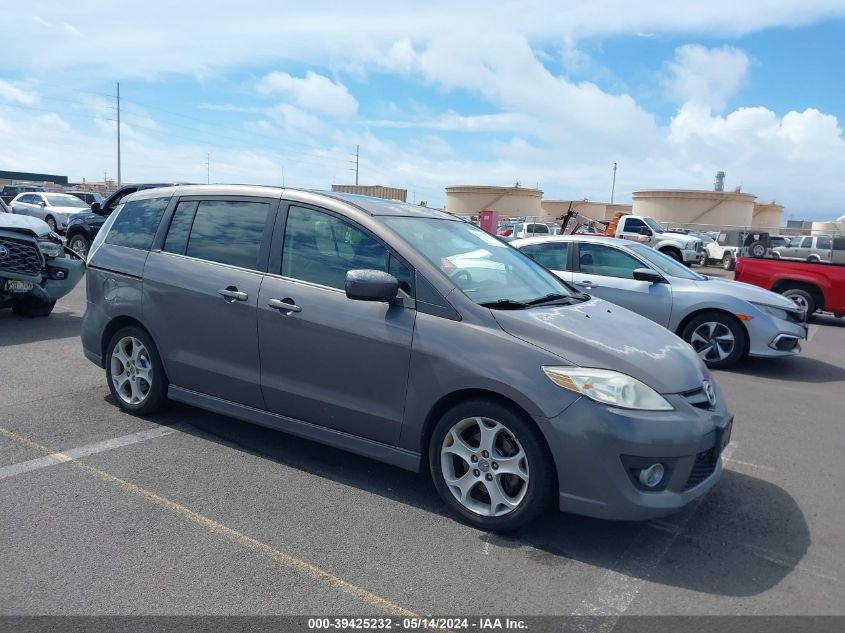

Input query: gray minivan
[82,186,733,530]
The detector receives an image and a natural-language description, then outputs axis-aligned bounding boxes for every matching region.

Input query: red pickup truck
[735,257,845,317]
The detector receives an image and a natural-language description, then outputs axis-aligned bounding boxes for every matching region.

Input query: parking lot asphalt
[1,268,843,616]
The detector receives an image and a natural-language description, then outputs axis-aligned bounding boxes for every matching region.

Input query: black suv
[1,185,44,205]
[65,184,186,256]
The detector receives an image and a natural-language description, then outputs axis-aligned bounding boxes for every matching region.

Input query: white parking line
[807,324,820,342]
[570,442,737,627]
[0,426,180,482]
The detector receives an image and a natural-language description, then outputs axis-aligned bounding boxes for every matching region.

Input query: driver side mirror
[39,201,46,208]
[90,201,103,213]
[639,227,653,236]
[633,267,666,284]
[345,270,399,302]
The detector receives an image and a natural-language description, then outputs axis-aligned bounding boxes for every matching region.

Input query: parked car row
[512,235,807,368]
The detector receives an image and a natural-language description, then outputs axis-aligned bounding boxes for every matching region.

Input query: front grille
[684,446,719,490]
[0,236,43,276]
[680,387,712,409]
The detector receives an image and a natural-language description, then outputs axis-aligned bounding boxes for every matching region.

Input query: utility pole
[116,82,122,188]
[355,145,359,185]
[281,167,285,187]
[206,153,210,184]
[610,162,617,204]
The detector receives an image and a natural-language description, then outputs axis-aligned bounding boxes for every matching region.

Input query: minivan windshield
[627,242,705,280]
[383,217,580,307]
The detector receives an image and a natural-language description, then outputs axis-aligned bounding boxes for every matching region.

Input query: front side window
[281,205,411,292]
[104,196,170,250]
[626,243,704,280]
[166,199,269,271]
[643,218,667,234]
[787,237,802,248]
[577,243,642,279]
[383,216,576,306]
[519,242,569,271]
[622,217,646,232]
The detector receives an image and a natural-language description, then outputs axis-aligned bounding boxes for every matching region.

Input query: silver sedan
[512,235,808,368]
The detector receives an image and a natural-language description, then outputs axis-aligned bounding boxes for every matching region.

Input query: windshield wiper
[479,299,528,310]
[525,293,577,306]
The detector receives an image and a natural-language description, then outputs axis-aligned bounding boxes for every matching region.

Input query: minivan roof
[125,185,456,221]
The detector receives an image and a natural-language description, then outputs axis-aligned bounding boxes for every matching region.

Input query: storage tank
[751,202,785,230]
[632,189,756,229]
[446,185,543,218]
[811,221,845,236]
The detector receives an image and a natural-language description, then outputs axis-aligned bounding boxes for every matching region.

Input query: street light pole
[116,82,122,188]
[610,162,617,204]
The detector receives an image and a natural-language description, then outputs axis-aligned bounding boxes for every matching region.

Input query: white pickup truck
[612,215,704,265]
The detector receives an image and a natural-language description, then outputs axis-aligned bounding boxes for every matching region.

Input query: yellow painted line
[723,457,776,472]
[0,426,417,617]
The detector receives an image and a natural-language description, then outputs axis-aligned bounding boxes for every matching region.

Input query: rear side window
[165,199,270,271]
[520,242,569,270]
[833,237,845,251]
[816,236,831,250]
[104,197,170,250]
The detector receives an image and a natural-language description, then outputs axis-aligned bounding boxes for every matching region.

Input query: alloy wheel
[110,336,153,405]
[690,322,736,362]
[440,416,529,517]
[788,294,810,313]
[69,236,88,257]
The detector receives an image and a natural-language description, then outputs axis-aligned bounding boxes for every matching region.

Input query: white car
[9,192,91,233]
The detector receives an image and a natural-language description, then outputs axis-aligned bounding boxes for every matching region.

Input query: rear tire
[722,253,735,271]
[782,289,816,315]
[105,325,169,415]
[429,400,553,532]
[45,215,57,232]
[749,241,766,258]
[807,255,821,263]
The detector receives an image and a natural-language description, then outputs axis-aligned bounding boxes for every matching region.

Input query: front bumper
[1,255,85,305]
[682,248,705,264]
[746,313,807,358]
[536,386,732,521]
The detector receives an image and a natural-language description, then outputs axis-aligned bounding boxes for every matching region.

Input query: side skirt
[168,385,422,472]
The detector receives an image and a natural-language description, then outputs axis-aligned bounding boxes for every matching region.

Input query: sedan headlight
[37,237,63,258]
[751,302,793,321]
[542,366,674,410]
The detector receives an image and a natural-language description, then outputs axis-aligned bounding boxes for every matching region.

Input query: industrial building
[331,184,407,202]
[0,170,68,187]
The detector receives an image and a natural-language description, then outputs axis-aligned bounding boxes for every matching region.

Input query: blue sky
[1,1,844,220]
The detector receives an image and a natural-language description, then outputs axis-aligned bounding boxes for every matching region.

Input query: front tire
[105,326,169,415]
[45,215,57,232]
[661,248,682,262]
[429,400,553,532]
[68,233,90,257]
[682,312,747,369]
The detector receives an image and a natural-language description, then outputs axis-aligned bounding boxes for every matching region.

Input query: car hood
[0,213,52,237]
[695,277,797,310]
[492,297,706,394]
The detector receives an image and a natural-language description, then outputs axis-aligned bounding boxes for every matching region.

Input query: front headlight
[37,237,63,258]
[542,366,674,411]
[751,302,792,321]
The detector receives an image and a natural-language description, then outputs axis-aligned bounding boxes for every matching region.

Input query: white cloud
[258,71,358,118]
[0,80,39,105]
[662,44,750,111]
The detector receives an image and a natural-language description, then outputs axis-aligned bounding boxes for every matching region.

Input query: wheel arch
[675,308,750,357]
[771,279,825,310]
[658,245,682,259]
[101,315,168,382]
[420,387,559,494]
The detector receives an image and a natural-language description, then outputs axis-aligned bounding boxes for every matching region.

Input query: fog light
[638,463,665,488]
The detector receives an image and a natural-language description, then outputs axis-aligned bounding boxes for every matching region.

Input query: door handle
[268,298,302,313]
[218,287,248,302]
